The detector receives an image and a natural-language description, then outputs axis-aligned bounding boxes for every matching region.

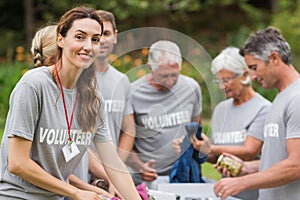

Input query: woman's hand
[192,133,211,154]
[213,152,258,177]
[72,189,105,200]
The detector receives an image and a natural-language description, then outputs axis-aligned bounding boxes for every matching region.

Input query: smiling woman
[0,5,141,200]
[57,18,102,69]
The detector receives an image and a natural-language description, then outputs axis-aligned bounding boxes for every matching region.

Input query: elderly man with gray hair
[191,46,271,200]
[127,40,203,189]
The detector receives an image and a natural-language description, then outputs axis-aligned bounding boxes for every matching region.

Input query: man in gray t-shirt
[214,27,300,200]
[127,40,202,189]
[94,11,134,160]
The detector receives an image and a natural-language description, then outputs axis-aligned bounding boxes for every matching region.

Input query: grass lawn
[202,162,222,181]
[200,121,222,181]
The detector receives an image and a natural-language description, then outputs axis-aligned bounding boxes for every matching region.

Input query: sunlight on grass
[0,127,3,141]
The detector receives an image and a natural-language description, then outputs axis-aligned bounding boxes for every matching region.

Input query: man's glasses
[213,74,240,84]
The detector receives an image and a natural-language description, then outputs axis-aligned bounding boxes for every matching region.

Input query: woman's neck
[233,86,256,106]
[51,63,82,89]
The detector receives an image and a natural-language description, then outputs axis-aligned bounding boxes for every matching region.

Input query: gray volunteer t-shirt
[71,65,132,187]
[131,74,202,175]
[0,67,112,200]
[211,93,271,145]
[259,79,300,200]
[211,93,271,200]
[96,65,133,145]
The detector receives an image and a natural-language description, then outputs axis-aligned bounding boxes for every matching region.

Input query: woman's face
[58,18,102,70]
[215,69,243,99]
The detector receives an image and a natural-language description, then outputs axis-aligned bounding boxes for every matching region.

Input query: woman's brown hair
[56,6,103,132]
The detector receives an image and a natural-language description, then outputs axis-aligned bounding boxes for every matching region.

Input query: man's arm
[88,148,123,198]
[126,149,158,182]
[118,114,135,162]
[94,141,142,200]
[68,174,113,198]
[214,138,300,199]
[242,138,300,188]
[193,135,263,162]
[192,113,202,124]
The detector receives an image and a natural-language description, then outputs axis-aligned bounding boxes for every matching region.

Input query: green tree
[271,0,300,68]
[1,0,272,58]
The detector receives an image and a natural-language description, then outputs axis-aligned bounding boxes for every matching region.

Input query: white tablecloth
[156,183,241,200]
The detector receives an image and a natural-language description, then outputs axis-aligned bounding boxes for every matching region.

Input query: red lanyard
[55,65,78,144]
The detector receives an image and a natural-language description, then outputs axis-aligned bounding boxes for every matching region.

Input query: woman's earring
[240,75,251,86]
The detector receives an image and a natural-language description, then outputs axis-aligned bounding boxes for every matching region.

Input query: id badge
[62,142,80,162]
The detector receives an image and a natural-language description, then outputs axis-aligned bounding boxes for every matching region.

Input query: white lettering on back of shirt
[264,123,279,138]
[104,100,125,112]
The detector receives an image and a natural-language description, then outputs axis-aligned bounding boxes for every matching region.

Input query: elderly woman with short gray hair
[192,46,272,200]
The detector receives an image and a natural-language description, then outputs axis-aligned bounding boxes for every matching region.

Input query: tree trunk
[24,0,34,52]
[270,0,278,13]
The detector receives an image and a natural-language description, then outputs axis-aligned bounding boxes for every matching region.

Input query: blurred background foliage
[2,0,300,61]
[0,0,300,135]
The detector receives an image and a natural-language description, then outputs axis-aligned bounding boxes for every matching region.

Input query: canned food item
[216,154,242,177]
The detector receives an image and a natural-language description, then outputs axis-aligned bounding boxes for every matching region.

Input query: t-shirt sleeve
[286,94,300,139]
[5,81,39,141]
[192,80,202,117]
[247,104,271,142]
[123,76,133,116]
[93,96,113,142]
